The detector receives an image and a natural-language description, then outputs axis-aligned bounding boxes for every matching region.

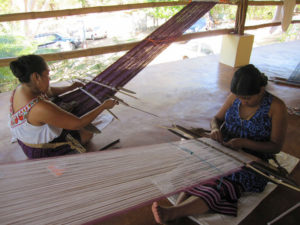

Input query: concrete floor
[0,40,299,225]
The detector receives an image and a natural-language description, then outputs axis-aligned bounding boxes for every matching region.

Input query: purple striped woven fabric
[61,2,216,116]
[186,178,241,216]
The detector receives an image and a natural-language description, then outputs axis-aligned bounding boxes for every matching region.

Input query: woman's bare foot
[152,196,209,224]
[152,202,173,224]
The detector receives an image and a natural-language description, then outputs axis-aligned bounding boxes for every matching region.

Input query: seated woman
[152,64,287,224]
[9,54,118,159]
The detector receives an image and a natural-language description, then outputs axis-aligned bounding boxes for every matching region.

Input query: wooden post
[234,0,248,35]
[221,0,253,67]
[219,33,254,67]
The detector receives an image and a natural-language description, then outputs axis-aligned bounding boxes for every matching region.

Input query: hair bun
[10,60,27,83]
[260,73,268,86]
[9,55,47,83]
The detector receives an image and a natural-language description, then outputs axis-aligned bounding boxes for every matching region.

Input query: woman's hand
[48,82,85,97]
[223,138,246,150]
[210,128,223,143]
[70,81,84,90]
[102,99,119,109]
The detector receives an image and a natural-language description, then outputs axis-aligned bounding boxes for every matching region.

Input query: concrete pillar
[219,34,254,68]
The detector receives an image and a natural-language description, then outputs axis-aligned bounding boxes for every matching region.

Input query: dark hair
[9,55,47,83]
[230,64,268,96]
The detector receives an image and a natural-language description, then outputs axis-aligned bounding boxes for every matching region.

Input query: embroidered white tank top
[9,90,63,144]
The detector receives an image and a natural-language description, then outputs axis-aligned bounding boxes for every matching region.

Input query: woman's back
[10,87,62,144]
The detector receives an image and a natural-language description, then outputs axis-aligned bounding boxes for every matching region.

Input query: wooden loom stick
[116,89,139,99]
[167,124,300,192]
[118,86,136,94]
[79,88,119,120]
[167,128,188,139]
[64,79,118,120]
[270,79,300,88]
[206,142,300,192]
[80,78,138,99]
[109,95,160,118]
[80,77,136,94]
[247,164,300,192]
[99,139,120,151]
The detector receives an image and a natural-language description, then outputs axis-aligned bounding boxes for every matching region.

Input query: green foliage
[247,6,276,20]
[210,4,237,21]
[34,48,61,55]
[0,35,37,92]
[144,0,183,20]
[0,34,123,92]
[0,35,37,58]
[0,0,12,13]
[0,69,18,92]
[77,0,90,7]
[277,24,300,43]
[47,53,123,83]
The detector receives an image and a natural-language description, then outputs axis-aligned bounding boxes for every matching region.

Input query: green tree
[48,53,122,83]
[247,6,275,20]
[210,4,236,22]
[0,35,37,92]
[143,0,183,26]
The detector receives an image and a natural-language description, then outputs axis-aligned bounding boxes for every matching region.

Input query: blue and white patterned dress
[222,91,273,161]
[187,92,273,216]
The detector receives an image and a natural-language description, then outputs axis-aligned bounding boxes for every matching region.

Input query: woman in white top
[9,54,118,158]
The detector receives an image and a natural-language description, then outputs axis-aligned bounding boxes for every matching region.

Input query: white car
[85,26,107,40]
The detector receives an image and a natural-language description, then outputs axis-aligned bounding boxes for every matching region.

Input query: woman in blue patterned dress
[152,64,287,224]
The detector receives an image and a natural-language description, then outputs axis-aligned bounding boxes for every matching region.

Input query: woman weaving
[9,55,118,159]
[152,64,288,223]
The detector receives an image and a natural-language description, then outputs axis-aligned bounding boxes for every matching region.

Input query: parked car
[85,26,107,40]
[34,33,81,50]
[185,18,207,33]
